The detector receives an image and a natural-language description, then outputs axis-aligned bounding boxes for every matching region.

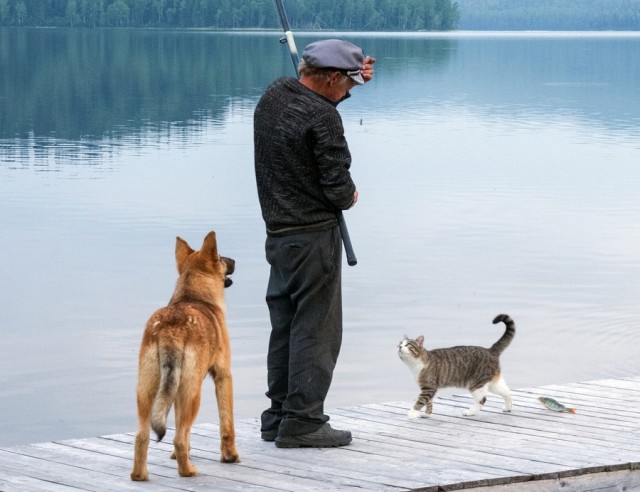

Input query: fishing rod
[273,0,358,267]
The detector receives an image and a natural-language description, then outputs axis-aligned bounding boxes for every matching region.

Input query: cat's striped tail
[489,314,516,356]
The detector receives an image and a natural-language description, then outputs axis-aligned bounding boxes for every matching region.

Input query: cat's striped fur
[397,314,515,418]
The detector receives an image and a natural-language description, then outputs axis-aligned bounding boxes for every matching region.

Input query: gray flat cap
[302,39,365,85]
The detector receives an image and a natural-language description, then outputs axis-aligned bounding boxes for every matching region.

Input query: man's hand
[361,56,376,83]
[349,190,359,209]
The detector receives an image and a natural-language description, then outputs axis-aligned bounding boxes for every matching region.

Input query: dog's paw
[221,452,240,463]
[178,463,197,477]
[221,444,240,463]
[130,470,149,482]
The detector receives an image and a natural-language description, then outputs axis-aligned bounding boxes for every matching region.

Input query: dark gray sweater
[254,77,356,236]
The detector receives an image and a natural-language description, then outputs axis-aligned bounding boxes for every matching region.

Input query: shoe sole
[274,437,352,448]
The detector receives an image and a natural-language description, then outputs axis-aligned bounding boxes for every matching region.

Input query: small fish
[538,396,576,414]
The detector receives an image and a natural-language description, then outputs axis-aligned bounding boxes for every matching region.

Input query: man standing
[254,39,375,448]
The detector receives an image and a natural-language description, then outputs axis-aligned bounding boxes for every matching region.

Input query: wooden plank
[579,378,640,392]
[128,421,510,489]
[0,472,80,492]
[0,377,639,492]
[92,435,341,491]
[331,405,600,474]
[336,400,638,475]
[459,468,640,491]
[511,387,638,413]
[527,383,640,408]
[435,394,640,440]
[395,397,640,450]
[346,401,635,455]
[0,448,154,492]
[159,431,423,489]
[522,384,640,412]
[103,431,408,490]
[26,442,189,487]
[439,388,639,422]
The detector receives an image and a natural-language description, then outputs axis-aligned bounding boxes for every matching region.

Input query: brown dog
[130,231,239,481]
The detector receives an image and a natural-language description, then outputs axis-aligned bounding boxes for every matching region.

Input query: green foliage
[0,0,460,29]
[456,0,640,30]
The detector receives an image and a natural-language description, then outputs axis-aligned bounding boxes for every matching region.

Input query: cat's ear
[416,335,425,348]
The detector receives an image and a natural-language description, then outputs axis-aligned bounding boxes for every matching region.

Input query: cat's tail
[489,314,515,356]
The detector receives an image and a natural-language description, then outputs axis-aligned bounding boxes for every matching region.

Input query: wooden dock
[1,377,639,491]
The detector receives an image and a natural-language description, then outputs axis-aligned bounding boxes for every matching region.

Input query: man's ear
[328,71,341,86]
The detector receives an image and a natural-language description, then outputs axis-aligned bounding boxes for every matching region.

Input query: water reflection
[3,30,638,159]
[1,29,457,145]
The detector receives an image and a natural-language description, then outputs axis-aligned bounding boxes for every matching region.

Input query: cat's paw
[502,407,512,413]
[408,409,421,419]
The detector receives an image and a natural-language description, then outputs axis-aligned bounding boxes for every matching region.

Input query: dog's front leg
[212,368,240,463]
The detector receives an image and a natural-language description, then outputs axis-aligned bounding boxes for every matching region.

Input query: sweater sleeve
[311,112,357,210]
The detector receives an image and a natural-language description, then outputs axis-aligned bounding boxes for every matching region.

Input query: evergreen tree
[0,0,461,29]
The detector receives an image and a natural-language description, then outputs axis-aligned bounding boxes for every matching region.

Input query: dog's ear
[175,236,194,271]
[201,231,219,259]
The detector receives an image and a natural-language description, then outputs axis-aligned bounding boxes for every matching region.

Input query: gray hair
[298,60,352,89]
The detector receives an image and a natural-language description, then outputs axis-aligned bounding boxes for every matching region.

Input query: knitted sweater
[254,77,356,236]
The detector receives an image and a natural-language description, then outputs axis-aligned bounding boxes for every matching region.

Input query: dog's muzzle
[223,257,235,288]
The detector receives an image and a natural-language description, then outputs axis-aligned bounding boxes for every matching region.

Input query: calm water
[1,29,639,447]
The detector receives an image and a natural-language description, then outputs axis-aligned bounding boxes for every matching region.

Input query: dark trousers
[261,226,343,437]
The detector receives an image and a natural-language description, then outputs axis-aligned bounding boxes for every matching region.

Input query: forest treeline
[0,0,460,30]
[456,0,640,30]
[2,0,639,30]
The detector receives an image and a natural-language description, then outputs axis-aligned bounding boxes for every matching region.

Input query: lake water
[1,29,639,447]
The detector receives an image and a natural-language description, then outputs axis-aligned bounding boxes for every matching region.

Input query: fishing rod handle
[337,211,357,266]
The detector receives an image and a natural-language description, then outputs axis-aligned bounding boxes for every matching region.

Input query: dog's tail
[151,343,182,442]
[489,314,516,356]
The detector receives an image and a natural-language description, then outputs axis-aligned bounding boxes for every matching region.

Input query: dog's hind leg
[212,366,240,463]
[131,347,159,481]
[173,359,201,477]
[131,399,152,480]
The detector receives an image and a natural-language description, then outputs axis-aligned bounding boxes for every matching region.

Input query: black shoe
[261,429,278,442]
[275,423,352,448]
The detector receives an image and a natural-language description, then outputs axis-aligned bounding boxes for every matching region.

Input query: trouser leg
[261,227,343,437]
[260,269,294,432]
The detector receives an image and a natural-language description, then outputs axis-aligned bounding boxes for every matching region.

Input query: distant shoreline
[2,26,639,33]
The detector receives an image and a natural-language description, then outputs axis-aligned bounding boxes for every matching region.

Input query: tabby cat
[397,314,515,418]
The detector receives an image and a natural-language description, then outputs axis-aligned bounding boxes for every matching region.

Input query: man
[253,39,375,448]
